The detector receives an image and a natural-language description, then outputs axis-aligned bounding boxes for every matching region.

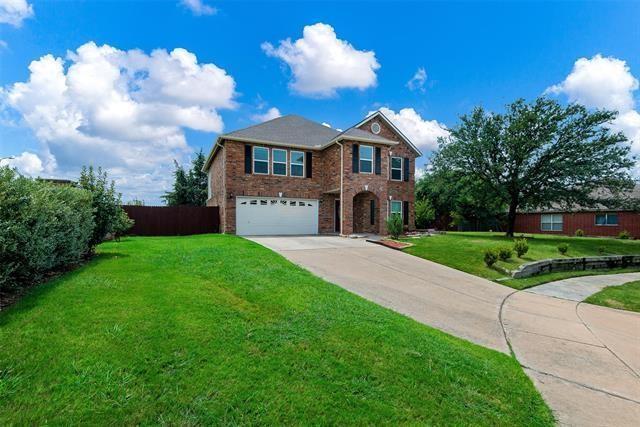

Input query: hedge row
[0,167,94,291]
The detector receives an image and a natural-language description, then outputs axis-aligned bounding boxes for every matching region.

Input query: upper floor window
[541,214,562,231]
[390,156,403,181]
[290,151,305,177]
[253,146,269,174]
[359,145,373,174]
[272,149,287,176]
[595,213,618,226]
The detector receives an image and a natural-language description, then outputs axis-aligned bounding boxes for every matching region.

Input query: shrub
[498,246,513,261]
[618,230,631,240]
[513,238,529,258]
[386,214,404,239]
[113,208,134,241]
[557,243,569,255]
[574,229,584,237]
[598,246,605,255]
[0,167,94,291]
[414,199,435,229]
[484,249,498,267]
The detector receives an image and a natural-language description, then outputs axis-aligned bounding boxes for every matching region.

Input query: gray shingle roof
[222,114,397,148]
[521,184,640,213]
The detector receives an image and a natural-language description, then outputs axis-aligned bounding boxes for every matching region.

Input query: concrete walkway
[526,272,640,301]
[248,236,640,426]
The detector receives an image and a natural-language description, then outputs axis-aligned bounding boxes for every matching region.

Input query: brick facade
[206,115,417,235]
[514,211,640,238]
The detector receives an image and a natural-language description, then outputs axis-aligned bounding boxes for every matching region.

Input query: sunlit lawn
[585,280,640,312]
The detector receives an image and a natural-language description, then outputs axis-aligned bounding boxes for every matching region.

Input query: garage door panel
[236,197,318,236]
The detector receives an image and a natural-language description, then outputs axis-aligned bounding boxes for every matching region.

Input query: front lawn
[585,280,640,312]
[0,235,552,425]
[402,232,640,289]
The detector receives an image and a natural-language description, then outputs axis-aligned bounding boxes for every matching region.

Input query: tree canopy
[428,97,635,236]
[163,150,208,206]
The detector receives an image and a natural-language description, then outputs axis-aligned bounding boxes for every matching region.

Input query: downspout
[336,141,344,236]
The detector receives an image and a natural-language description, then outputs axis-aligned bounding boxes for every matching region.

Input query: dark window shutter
[305,152,312,178]
[244,145,252,174]
[403,201,409,225]
[403,157,410,181]
[374,147,381,175]
[352,144,359,173]
[370,199,375,225]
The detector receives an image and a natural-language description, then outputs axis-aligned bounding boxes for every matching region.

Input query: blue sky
[1,0,639,203]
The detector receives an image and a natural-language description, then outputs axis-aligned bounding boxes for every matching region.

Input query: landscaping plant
[513,238,529,258]
[386,214,404,239]
[498,246,513,261]
[558,243,569,255]
[575,229,585,237]
[414,199,435,229]
[484,249,498,267]
[618,230,631,240]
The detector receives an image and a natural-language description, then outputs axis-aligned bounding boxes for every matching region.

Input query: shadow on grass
[0,252,128,317]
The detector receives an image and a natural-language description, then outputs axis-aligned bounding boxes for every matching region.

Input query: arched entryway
[353,191,380,234]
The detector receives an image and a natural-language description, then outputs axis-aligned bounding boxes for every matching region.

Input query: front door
[334,199,341,233]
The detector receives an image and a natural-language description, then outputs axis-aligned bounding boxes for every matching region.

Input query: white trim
[390,156,403,181]
[252,146,269,175]
[370,122,381,134]
[541,213,563,231]
[354,111,423,156]
[290,150,305,178]
[271,148,288,176]
[359,145,374,174]
[207,169,212,199]
[390,200,403,218]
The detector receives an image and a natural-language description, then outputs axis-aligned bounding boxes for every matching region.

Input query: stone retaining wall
[511,255,640,279]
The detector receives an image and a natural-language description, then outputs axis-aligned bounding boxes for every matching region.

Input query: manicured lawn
[585,280,640,312]
[0,235,552,425]
[402,232,640,289]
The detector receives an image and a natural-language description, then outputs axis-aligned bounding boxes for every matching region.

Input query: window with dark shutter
[370,199,375,225]
[305,152,312,178]
[244,145,252,174]
[403,157,410,181]
[374,147,381,175]
[403,201,409,225]
[352,144,359,173]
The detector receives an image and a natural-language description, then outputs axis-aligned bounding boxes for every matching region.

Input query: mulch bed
[368,239,414,250]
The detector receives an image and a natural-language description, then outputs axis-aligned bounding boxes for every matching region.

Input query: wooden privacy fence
[122,205,220,236]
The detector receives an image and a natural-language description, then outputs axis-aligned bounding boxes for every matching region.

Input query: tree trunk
[506,200,518,237]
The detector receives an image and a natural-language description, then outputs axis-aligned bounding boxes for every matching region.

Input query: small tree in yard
[163,150,208,206]
[431,97,635,236]
[513,239,529,258]
[414,199,435,229]
[386,214,403,239]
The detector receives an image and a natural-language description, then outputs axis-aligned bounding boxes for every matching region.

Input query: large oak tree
[430,98,636,236]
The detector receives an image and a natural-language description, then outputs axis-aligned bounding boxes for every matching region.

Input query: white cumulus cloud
[546,54,640,155]
[180,0,216,16]
[407,67,427,93]
[251,107,281,123]
[0,0,33,27]
[372,107,449,152]
[262,23,380,98]
[0,151,43,175]
[5,41,236,201]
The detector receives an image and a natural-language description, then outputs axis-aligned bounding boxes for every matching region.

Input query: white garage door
[236,197,319,236]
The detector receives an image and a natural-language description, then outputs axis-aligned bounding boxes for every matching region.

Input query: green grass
[0,235,552,425]
[402,232,640,289]
[585,280,640,312]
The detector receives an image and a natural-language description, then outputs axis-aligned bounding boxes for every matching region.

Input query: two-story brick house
[203,111,421,236]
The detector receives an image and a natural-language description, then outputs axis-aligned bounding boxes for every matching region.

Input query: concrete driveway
[248,236,640,426]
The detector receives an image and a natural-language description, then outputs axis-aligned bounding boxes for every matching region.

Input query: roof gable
[354,111,423,156]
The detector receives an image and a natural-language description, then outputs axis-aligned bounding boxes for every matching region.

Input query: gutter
[336,141,344,236]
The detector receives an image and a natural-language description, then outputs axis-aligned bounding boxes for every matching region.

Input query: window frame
[271,148,288,176]
[390,156,403,181]
[540,214,563,232]
[359,145,374,174]
[390,200,403,218]
[252,146,269,175]
[595,213,619,226]
[290,150,305,178]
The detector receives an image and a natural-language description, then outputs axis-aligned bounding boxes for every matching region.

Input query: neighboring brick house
[203,111,421,236]
[514,185,640,238]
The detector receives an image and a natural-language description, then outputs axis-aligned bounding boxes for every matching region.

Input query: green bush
[414,199,435,229]
[574,229,584,237]
[557,243,569,255]
[513,238,529,258]
[618,230,631,240]
[598,246,606,255]
[386,214,404,239]
[113,208,134,241]
[0,167,94,291]
[484,249,498,267]
[498,246,513,261]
